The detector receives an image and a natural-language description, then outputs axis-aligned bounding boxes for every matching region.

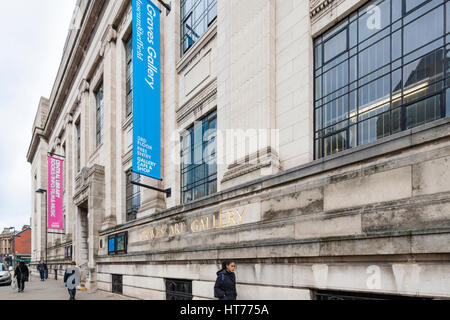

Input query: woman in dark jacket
[14,261,29,293]
[214,260,237,300]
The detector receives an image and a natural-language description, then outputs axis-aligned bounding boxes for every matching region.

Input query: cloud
[0,0,76,230]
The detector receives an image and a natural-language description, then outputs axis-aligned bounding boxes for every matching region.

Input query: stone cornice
[40,0,107,149]
[310,0,336,18]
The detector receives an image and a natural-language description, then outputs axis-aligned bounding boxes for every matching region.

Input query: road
[0,274,133,300]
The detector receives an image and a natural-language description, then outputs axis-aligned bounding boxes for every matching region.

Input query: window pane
[323,61,348,96]
[324,131,347,156]
[323,29,347,63]
[446,88,450,116]
[358,111,391,145]
[181,111,217,203]
[406,94,442,128]
[358,0,391,42]
[405,0,427,12]
[182,0,217,55]
[108,237,115,253]
[359,36,390,77]
[404,7,444,54]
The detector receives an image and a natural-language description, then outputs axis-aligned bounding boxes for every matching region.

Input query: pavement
[0,274,133,300]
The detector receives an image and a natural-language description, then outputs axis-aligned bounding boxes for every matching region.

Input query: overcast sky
[0,0,76,230]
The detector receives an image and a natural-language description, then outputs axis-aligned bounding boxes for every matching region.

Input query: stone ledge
[96,228,450,263]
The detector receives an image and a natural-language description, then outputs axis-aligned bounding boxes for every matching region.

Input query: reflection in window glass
[181,111,217,204]
[404,7,444,54]
[314,0,449,159]
[181,0,217,55]
[358,0,391,42]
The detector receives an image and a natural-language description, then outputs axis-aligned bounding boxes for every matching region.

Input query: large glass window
[181,0,217,55]
[126,170,140,222]
[314,0,450,159]
[95,84,104,147]
[181,110,217,204]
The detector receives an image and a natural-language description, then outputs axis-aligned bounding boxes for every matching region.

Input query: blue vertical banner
[132,0,162,180]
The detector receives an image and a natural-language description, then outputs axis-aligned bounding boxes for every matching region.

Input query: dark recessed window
[314,0,449,159]
[181,0,217,55]
[125,36,133,118]
[112,274,123,294]
[126,170,140,222]
[96,83,104,147]
[165,279,193,300]
[76,121,81,172]
[181,110,217,204]
[108,232,128,255]
[64,245,72,259]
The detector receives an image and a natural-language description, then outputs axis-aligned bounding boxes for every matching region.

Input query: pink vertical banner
[48,156,63,230]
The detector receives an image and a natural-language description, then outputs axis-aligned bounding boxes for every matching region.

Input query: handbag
[11,278,17,290]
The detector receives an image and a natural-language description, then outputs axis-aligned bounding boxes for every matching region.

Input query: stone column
[100,25,118,229]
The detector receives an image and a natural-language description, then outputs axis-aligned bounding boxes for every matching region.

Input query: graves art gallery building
[28,0,450,300]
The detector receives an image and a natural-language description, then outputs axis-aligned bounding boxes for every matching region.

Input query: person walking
[214,260,237,300]
[64,261,81,300]
[37,260,48,281]
[14,261,29,293]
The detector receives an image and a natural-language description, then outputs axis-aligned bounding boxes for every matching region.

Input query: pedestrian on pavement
[214,259,237,300]
[64,261,81,300]
[14,261,29,293]
[37,259,48,281]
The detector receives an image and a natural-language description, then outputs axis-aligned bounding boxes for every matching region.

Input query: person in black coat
[14,261,29,293]
[214,260,237,300]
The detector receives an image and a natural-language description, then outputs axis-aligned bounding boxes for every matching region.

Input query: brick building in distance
[14,226,31,264]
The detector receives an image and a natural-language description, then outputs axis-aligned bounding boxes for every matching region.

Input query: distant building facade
[0,229,13,262]
[28,0,450,299]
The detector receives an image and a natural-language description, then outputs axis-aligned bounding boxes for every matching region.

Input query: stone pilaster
[217,0,280,190]
[100,25,118,229]
[77,79,90,171]
[64,113,74,242]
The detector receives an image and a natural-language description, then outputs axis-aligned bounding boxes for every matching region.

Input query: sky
[0,0,77,230]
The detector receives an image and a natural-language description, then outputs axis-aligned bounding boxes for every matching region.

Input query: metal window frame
[125,170,141,222]
[165,278,193,300]
[180,110,217,204]
[180,0,217,56]
[313,0,449,160]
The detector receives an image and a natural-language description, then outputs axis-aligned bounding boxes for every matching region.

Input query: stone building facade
[0,229,13,259]
[27,0,450,299]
